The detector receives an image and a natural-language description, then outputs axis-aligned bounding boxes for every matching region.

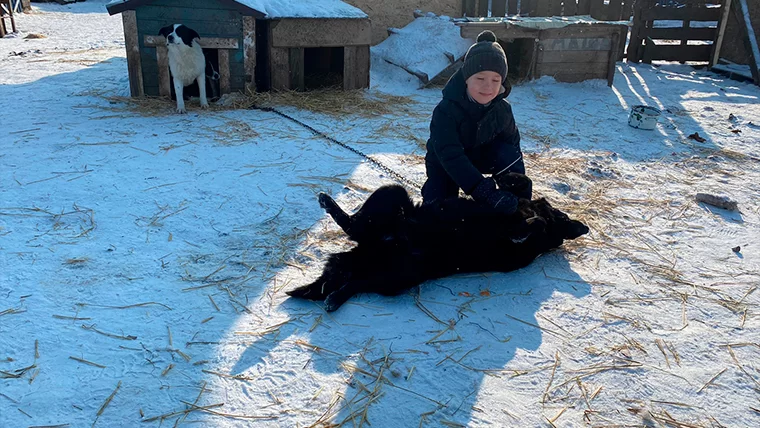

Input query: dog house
[459,17,627,86]
[105,0,371,97]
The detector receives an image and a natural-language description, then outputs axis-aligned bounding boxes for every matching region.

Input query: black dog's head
[523,198,589,247]
[158,24,200,48]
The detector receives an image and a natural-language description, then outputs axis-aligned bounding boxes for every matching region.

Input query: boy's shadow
[231,246,590,426]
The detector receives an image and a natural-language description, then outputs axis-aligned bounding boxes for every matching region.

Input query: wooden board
[270,18,371,48]
[492,0,507,17]
[538,61,609,76]
[642,43,712,62]
[646,27,716,41]
[539,49,611,63]
[143,35,239,49]
[541,25,626,39]
[123,11,144,97]
[289,48,304,91]
[218,49,230,94]
[344,45,370,90]
[640,7,721,21]
[156,45,171,96]
[534,0,551,17]
[731,0,760,83]
[242,15,255,92]
[507,0,519,16]
[460,23,540,40]
[542,37,612,51]
[478,0,489,17]
[270,46,290,90]
[577,0,591,15]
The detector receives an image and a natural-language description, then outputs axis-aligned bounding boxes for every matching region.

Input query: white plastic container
[628,105,661,130]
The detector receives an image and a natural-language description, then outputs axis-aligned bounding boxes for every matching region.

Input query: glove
[494,172,532,200]
[470,178,518,215]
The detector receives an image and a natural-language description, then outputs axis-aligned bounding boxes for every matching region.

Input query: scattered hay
[102,88,420,118]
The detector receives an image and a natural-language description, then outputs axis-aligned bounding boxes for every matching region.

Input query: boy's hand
[471,178,518,215]
[494,172,532,200]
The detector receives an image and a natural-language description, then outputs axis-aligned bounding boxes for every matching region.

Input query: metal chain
[249,105,423,192]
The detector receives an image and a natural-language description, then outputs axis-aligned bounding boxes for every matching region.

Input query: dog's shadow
[232,246,590,426]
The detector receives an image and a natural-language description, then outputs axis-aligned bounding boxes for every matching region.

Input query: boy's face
[466,71,503,105]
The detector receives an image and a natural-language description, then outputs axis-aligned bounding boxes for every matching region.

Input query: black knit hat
[461,30,508,82]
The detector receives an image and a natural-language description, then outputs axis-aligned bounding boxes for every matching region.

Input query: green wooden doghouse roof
[105,0,369,19]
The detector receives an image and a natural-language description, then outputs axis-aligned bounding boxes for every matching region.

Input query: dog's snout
[167,34,174,43]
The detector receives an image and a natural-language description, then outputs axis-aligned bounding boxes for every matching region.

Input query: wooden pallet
[0,0,17,38]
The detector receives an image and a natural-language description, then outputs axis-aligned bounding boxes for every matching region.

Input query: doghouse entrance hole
[255,19,270,92]
[169,48,221,101]
[503,39,535,83]
[304,47,343,90]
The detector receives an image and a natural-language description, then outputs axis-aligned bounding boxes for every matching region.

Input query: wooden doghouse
[459,17,627,86]
[106,0,371,97]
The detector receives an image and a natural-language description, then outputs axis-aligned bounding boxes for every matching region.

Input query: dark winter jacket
[426,69,522,194]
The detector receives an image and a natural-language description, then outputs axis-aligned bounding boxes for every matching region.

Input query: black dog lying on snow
[287,174,589,311]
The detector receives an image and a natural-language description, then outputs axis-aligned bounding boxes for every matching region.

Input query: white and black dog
[158,24,209,114]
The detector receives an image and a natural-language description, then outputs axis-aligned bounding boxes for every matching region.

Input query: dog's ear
[176,25,201,47]
[158,25,173,38]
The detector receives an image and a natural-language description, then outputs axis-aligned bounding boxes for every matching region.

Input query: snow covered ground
[2,2,759,427]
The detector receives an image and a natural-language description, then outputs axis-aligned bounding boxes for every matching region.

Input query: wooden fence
[628,0,726,63]
[463,0,636,21]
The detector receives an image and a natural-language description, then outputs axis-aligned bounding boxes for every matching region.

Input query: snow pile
[372,14,474,88]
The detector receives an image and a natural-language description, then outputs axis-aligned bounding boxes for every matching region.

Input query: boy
[422,30,530,214]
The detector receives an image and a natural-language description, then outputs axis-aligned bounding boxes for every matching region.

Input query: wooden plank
[616,26,627,61]
[550,0,563,17]
[640,7,722,21]
[122,11,144,97]
[460,23,540,39]
[589,0,605,20]
[271,18,371,48]
[607,31,619,86]
[507,0,518,16]
[621,0,635,21]
[627,0,647,62]
[710,0,731,68]
[137,17,243,39]
[732,0,760,83]
[564,0,579,17]
[542,37,612,51]
[523,0,536,17]
[289,48,304,91]
[156,45,171,97]
[464,0,477,17]
[478,0,489,17]
[538,61,609,76]
[344,45,370,90]
[644,27,717,41]
[534,0,551,17]
[540,49,612,62]
[541,24,627,39]
[270,46,290,90]
[242,15,255,93]
[608,0,624,21]
[143,35,239,49]
[577,0,591,15]
[493,0,507,17]
[642,43,713,62]
[218,49,230,94]
[549,72,608,82]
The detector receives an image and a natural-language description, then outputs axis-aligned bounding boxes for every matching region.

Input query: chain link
[249,105,423,193]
